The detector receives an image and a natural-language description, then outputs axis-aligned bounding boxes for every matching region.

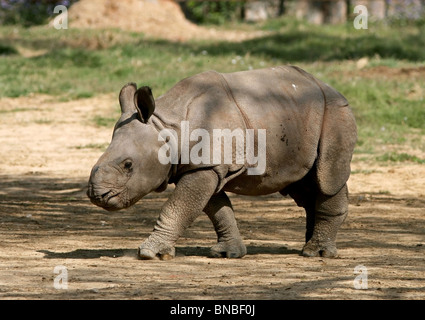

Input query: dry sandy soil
[0,93,424,300]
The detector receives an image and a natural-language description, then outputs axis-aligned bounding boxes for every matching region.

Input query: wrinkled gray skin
[87,66,357,260]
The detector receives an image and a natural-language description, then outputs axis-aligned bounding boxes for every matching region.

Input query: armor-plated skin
[87,66,357,259]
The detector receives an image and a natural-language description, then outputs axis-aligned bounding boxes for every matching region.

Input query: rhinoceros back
[153,66,354,196]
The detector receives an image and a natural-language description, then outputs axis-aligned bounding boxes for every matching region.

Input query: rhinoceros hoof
[209,239,247,258]
[301,240,338,258]
[138,244,175,261]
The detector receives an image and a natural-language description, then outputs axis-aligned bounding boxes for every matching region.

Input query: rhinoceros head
[87,83,170,211]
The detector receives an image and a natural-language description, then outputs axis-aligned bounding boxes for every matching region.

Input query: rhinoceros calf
[87,66,357,260]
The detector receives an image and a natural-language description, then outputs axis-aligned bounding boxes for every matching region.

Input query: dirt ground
[0,93,424,300]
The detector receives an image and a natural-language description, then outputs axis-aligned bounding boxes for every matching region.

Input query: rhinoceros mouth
[88,186,130,211]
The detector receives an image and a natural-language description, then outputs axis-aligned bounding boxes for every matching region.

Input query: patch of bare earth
[0,94,424,300]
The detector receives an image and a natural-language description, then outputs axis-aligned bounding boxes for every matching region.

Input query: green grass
[75,143,109,151]
[0,107,32,113]
[0,18,424,159]
[376,152,425,164]
[92,115,119,128]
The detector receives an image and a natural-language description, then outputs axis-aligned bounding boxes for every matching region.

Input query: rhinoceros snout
[87,183,105,205]
[87,187,122,211]
[87,163,129,210]
[87,166,109,200]
[87,178,130,211]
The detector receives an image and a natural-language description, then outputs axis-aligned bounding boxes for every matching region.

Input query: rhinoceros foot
[138,240,176,260]
[301,240,338,258]
[209,238,247,259]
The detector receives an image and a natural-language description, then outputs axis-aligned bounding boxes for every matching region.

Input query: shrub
[182,0,244,25]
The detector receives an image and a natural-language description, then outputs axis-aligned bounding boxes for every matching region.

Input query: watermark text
[353,264,368,289]
[158,121,267,175]
[53,265,68,289]
[354,5,368,29]
[53,5,68,30]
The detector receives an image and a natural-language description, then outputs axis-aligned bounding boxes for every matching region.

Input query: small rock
[356,57,369,70]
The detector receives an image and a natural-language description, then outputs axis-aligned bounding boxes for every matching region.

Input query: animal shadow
[38,248,136,259]
[38,245,300,259]
[178,245,301,257]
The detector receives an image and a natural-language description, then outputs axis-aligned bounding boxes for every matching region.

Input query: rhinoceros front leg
[302,184,349,258]
[138,169,219,260]
[204,191,247,258]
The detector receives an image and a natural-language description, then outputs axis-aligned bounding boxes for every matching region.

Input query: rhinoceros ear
[119,82,138,114]
[134,86,155,123]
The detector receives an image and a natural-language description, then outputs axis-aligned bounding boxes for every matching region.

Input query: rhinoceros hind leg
[301,184,348,258]
[283,174,348,258]
[204,191,247,259]
[281,172,316,245]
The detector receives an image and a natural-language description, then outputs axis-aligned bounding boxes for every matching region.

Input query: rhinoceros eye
[124,161,133,170]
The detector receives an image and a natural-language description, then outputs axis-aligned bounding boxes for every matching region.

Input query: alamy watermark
[157,121,267,175]
[52,4,369,31]
[52,5,68,30]
[51,264,368,291]
[53,265,68,289]
[354,5,369,30]
[353,265,368,289]
[52,3,369,31]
